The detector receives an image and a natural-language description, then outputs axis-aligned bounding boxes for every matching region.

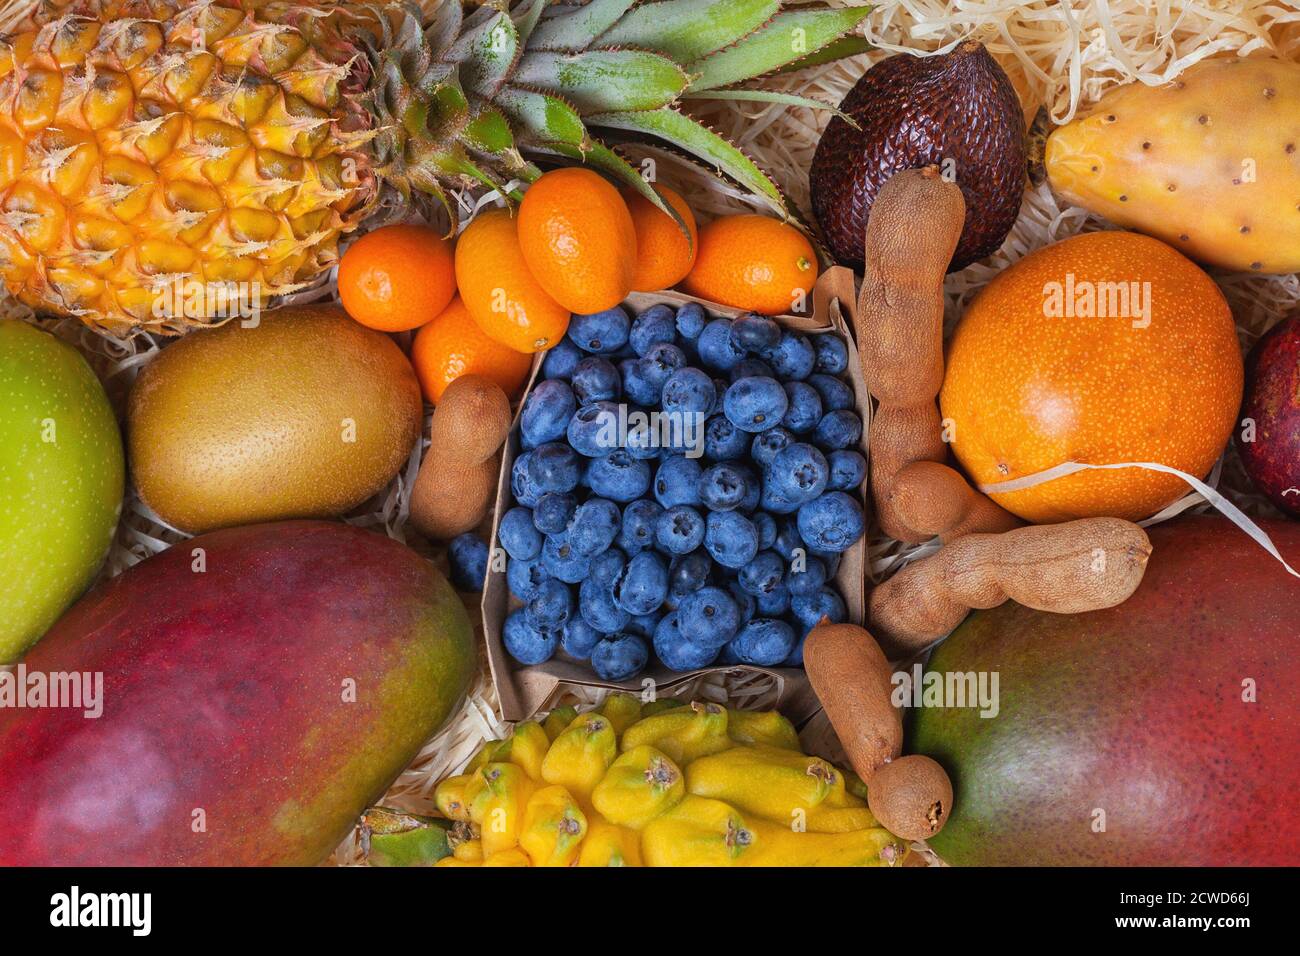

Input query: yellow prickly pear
[519,785,588,866]
[468,762,534,855]
[578,819,644,866]
[641,796,755,867]
[434,774,475,822]
[543,705,579,742]
[744,818,908,867]
[596,693,643,735]
[725,708,801,750]
[498,721,550,781]
[620,701,731,764]
[1045,56,1300,273]
[591,745,685,829]
[541,714,618,800]
[684,745,840,821]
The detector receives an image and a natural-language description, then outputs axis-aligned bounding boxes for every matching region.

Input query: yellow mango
[685,745,844,821]
[519,785,588,867]
[578,819,643,867]
[591,745,685,830]
[726,708,801,750]
[434,773,474,822]
[482,848,531,867]
[542,705,579,742]
[621,701,731,764]
[597,693,643,735]
[744,818,907,867]
[541,714,617,800]
[640,796,755,867]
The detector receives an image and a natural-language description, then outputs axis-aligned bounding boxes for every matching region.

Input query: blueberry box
[482,267,871,721]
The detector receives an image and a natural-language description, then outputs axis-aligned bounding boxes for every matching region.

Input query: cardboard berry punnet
[481,267,871,722]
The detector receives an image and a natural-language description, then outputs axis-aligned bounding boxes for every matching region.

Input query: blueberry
[708,378,729,417]
[616,550,669,615]
[724,376,789,432]
[737,550,785,596]
[717,639,742,665]
[782,633,807,667]
[702,415,750,461]
[813,409,863,451]
[769,443,829,504]
[562,617,604,660]
[568,497,621,556]
[772,519,804,561]
[827,450,867,491]
[697,462,749,512]
[791,587,847,631]
[526,579,573,630]
[498,507,542,561]
[730,314,782,352]
[567,401,620,457]
[675,302,707,340]
[625,612,662,640]
[641,343,687,391]
[750,426,793,469]
[733,462,762,512]
[448,533,489,591]
[730,618,796,666]
[569,306,630,353]
[541,338,584,380]
[752,512,777,551]
[811,549,842,580]
[760,330,816,380]
[571,356,621,405]
[618,499,663,555]
[506,554,551,601]
[781,381,823,434]
[813,334,849,375]
[580,574,630,632]
[621,358,661,406]
[677,586,741,648]
[668,550,712,599]
[586,450,651,502]
[520,379,577,449]
[623,408,665,460]
[755,585,790,617]
[591,634,649,681]
[654,612,718,671]
[542,533,593,583]
[511,452,543,507]
[727,582,756,626]
[797,491,865,553]
[759,477,802,515]
[529,442,582,493]
[533,491,576,535]
[697,318,746,372]
[807,373,853,411]
[655,504,705,554]
[654,455,703,508]
[629,304,677,356]
[661,367,717,418]
[704,511,759,569]
[730,357,774,383]
[503,608,558,665]
[589,548,628,588]
[786,555,827,597]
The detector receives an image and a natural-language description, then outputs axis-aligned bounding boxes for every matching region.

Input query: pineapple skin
[1046,56,1300,274]
[0,0,375,334]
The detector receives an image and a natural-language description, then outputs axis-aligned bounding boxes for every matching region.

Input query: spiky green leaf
[595,0,779,64]
[689,6,873,91]
[424,0,464,59]
[684,87,858,126]
[528,0,638,51]
[515,50,690,113]
[511,0,551,44]
[772,33,873,74]
[496,86,589,147]
[448,11,521,98]
[587,107,786,214]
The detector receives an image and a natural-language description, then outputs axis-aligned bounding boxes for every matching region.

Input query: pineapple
[0,0,872,335]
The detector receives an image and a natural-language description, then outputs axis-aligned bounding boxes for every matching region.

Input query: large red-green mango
[913,516,1300,866]
[0,521,475,866]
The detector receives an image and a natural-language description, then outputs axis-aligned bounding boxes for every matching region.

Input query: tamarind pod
[890,460,1021,542]
[857,167,963,406]
[869,517,1152,655]
[803,622,903,783]
[869,404,946,543]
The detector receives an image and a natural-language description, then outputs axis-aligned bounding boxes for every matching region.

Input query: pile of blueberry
[494,302,866,682]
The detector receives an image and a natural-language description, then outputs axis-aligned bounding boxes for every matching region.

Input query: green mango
[0,321,123,661]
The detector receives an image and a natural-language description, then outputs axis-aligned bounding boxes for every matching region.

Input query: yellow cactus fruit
[541,714,618,801]
[591,746,686,830]
[372,700,907,868]
[620,701,732,764]
[520,786,589,867]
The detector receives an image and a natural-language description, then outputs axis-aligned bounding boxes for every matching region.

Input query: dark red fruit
[810,41,1026,272]
[1236,314,1300,518]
